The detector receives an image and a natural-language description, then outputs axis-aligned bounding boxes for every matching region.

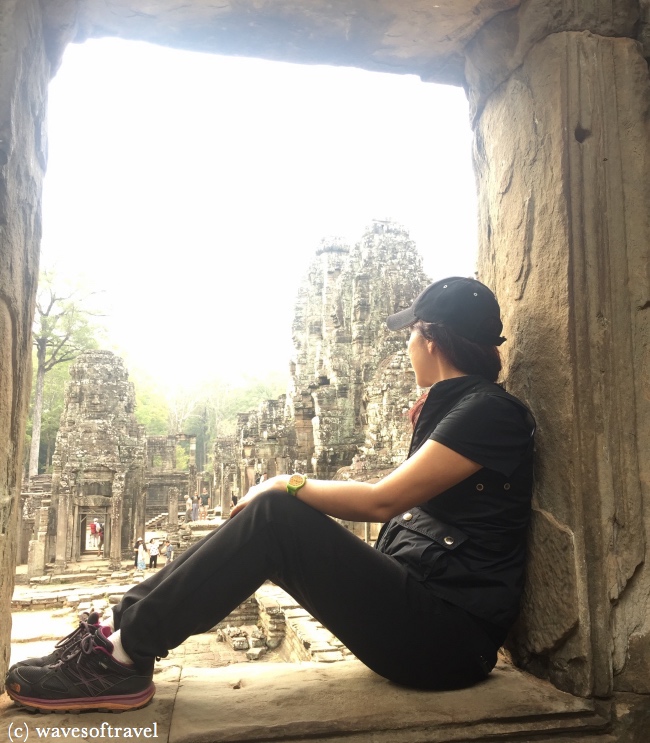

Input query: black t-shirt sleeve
[429,393,533,477]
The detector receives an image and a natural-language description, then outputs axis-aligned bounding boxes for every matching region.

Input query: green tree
[131,370,170,435]
[188,371,288,469]
[28,271,104,477]
[25,359,75,473]
[175,444,190,471]
[145,373,288,472]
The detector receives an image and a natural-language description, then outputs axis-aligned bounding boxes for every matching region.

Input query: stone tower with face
[48,350,146,572]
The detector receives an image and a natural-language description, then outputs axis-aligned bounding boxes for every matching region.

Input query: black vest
[376,376,534,630]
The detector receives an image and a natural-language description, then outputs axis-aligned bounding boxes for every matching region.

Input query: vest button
[444,536,454,546]
[504,483,511,490]
[403,512,413,521]
[476,483,484,491]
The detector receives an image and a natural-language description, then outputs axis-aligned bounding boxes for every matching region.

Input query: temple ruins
[47,351,146,572]
[1,0,650,737]
[228,222,428,541]
[16,351,199,575]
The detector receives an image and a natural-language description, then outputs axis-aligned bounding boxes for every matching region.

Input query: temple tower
[50,350,146,571]
[287,223,429,478]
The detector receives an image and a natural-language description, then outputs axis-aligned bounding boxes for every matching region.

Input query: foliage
[175,444,190,471]
[26,359,75,473]
[130,368,287,471]
[32,271,103,371]
[130,370,170,435]
[170,371,288,471]
[28,271,105,477]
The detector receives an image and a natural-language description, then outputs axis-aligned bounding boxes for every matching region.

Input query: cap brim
[386,306,416,331]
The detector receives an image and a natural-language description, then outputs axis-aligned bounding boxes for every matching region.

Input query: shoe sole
[6,683,156,713]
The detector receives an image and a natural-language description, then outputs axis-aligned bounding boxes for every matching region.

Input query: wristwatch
[286,473,308,496]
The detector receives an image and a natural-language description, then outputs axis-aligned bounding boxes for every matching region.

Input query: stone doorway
[76,507,108,560]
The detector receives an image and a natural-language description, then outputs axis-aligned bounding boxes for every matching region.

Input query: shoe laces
[52,633,119,696]
[52,615,98,653]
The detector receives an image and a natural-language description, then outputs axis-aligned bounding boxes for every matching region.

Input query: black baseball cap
[386,276,506,346]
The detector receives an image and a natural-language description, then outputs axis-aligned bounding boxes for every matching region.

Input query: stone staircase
[173,518,222,557]
[145,510,185,529]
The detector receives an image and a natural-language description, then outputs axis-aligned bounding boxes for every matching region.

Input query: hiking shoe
[5,626,155,713]
[8,612,101,672]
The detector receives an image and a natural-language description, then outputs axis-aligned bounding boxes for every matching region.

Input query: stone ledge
[169,661,613,743]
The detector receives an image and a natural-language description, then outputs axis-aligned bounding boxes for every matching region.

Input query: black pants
[149,555,157,569]
[114,491,498,689]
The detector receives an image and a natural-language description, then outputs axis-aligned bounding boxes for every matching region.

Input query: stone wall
[467,3,650,697]
[0,0,69,688]
[144,434,196,521]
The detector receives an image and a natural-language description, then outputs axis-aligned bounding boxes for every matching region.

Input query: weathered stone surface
[169,661,608,743]
[472,29,650,696]
[72,0,517,85]
[0,0,53,695]
[509,509,579,656]
[614,632,650,694]
[464,1,640,120]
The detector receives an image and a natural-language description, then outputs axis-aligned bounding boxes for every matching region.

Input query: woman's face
[408,327,436,387]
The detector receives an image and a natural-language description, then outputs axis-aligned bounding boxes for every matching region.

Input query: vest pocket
[381,508,469,581]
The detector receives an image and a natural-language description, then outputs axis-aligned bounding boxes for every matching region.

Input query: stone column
[167,486,179,530]
[53,493,69,574]
[27,497,48,578]
[466,2,650,697]
[221,466,235,520]
[110,478,124,570]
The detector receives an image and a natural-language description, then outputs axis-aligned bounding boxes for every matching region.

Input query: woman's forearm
[282,477,392,522]
[233,440,482,524]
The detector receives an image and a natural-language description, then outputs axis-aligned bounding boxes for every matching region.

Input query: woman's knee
[245,489,321,523]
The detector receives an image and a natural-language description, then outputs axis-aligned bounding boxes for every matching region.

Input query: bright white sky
[41,38,477,391]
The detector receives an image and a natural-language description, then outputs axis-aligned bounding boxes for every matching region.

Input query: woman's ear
[426,338,437,356]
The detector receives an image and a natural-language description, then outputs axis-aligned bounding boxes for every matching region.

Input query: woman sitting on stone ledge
[5,276,535,713]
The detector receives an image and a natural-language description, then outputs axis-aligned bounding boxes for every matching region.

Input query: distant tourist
[133,538,143,568]
[199,487,209,519]
[160,539,174,565]
[184,494,193,522]
[96,522,104,558]
[6,277,535,712]
[89,518,99,549]
[148,539,159,570]
[191,495,199,522]
[135,539,146,571]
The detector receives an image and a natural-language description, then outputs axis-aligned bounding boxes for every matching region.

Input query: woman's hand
[229,475,288,518]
